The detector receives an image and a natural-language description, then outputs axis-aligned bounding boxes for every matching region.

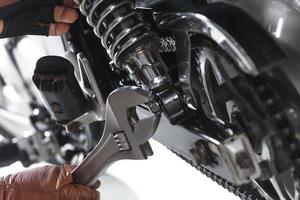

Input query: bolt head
[66,121,81,133]
[149,101,162,115]
[51,103,62,113]
[236,152,253,169]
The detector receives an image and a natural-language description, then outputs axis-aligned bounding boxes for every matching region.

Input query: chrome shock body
[77,0,186,123]
[78,0,169,91]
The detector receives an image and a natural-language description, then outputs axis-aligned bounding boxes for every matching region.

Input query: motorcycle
[1,0,300,199]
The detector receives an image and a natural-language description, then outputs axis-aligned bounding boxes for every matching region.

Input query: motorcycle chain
[169,149,266,200]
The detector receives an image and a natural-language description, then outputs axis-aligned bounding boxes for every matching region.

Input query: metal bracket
[65,53,106,132]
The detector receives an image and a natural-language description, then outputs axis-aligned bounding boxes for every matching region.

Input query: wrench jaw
[72,86,161,186]
[134,114,161,146]
[108,86,154,110]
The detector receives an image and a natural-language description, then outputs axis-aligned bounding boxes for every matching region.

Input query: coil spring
[79,0,160,66]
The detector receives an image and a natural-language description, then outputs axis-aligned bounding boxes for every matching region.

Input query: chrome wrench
[71,86,161,185]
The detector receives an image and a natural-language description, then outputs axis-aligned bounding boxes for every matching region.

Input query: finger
[54,5,78,23]
[76,185,100,200]
[62,184,100,200]
[0,20,3,34]
[49,23,70,36]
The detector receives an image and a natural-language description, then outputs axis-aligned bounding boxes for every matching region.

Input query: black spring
[79,0,159,65]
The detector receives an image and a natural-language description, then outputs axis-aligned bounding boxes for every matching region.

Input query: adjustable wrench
[71,86,161,185]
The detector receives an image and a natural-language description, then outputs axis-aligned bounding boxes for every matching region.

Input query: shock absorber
[76,0,186,123]
[78,0,169,91]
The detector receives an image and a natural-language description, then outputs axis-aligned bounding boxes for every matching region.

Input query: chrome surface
[195,46,238,117]
[65,110,99,133]
[156,88,185,123]
[77,0,170,92]
[221,134,261,184]
[124,46,169,90]
[77,52,106,120]
[65,53,106,131]
[156,12,258,76]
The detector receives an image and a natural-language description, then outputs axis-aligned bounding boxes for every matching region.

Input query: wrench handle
[71,134,120,186]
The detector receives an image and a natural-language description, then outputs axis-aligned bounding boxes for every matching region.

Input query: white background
[0,140,239,200]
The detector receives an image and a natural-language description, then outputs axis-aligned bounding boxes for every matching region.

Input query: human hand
[0,165,100,200]
[0,0,78,37]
